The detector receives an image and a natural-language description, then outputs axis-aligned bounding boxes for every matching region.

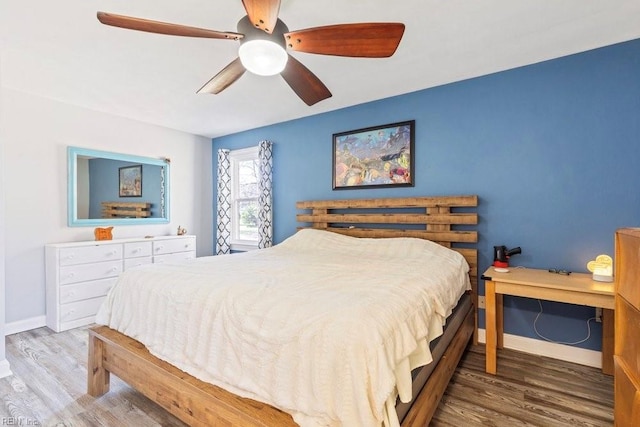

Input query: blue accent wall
[88,159,163,218]
[212,38,640,351]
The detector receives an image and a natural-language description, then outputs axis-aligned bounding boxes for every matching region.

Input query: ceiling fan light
[238,40,288,76]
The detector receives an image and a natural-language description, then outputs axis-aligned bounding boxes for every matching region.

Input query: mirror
[68,146,170,227]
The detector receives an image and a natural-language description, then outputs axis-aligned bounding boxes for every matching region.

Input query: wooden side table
[482,267,615,375]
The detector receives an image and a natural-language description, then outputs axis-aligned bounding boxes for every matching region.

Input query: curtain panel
[257,140,273,249]
[216,149,231,255]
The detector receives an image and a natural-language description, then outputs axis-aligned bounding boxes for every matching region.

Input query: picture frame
[119,165,142,197]
[333,120,415,190]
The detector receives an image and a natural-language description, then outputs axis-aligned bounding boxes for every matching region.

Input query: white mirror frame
[67,146,170,227]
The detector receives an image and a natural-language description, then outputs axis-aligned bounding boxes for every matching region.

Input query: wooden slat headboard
[296,195,479,339]
[296,195,478,277]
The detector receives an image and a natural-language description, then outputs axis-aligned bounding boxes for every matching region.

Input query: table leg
[485,280,497,374]
[601,308,614,375]
[496,293,504,349]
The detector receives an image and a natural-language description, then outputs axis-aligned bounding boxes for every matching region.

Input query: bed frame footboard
[87,306,472,427]
[87,330,110,397]
[87,326,296,427]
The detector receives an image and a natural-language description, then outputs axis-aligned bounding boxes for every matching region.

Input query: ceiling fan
[97,0,405,106]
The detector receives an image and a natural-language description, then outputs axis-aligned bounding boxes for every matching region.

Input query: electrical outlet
[478,296,486,309]
[595,307,603,322]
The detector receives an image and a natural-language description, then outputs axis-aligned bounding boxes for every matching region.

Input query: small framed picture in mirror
[119,165,142,197]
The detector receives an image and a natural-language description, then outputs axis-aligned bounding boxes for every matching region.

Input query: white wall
[1,88,213,330]
[76,158,89,219]
[0,68,13,375]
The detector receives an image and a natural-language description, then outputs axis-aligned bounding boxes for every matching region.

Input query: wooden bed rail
[296,195,478,209]
[88,326,295,426]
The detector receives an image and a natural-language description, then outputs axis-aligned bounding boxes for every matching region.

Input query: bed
[88,195,478,426]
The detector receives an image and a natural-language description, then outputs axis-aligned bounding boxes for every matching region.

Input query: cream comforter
[96,229,470,427]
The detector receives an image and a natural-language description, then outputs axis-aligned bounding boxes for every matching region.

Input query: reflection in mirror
[68,146,170,227]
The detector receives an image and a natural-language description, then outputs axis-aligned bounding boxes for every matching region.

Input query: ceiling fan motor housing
[237,15,288,48]
[237,16,290,76]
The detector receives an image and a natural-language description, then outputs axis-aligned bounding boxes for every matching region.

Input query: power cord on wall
[533,299,596,345]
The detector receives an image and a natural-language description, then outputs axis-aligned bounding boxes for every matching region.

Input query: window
[216,141,272,255]
[229,146,259,251]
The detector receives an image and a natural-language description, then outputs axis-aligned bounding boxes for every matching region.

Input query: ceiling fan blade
[241,0,281,34]
[280,55,332,106]
[197,58,246,94]
[97,12,243,40]
[285,23,405,57]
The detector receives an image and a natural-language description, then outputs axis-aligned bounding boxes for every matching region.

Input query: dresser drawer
[153,251,196,264]
[153,237,196,255]
[616,229,640,310]
[59,296,106,323]
[60,277,117,304]
[616,295,640,375]
[614,357,640,426]
[124,256,153,270]
[59,260,122,285]
[46,235,196,332]
[124,241,152,259]
[58,244,122,266]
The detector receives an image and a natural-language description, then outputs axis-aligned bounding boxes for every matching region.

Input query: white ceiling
[2,1,640,138]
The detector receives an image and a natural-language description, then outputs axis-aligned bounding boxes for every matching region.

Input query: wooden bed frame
[88,195,478,426]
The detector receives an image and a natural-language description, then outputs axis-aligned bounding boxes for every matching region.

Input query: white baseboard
[477,328,602,369]
[0,359,12,378]
[4,315,46,336]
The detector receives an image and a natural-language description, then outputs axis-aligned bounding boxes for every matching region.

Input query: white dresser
[45,235,196,332]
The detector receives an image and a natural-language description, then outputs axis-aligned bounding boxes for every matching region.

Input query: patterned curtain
[257,140,273,249]
[160,166,166,219]
[216,149,232,255]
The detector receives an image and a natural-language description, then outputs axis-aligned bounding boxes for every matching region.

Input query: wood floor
[431,345,613,427]
[0,326,613,426]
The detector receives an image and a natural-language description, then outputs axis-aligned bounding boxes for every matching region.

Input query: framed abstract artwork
[119,165,142,197]
[333,120,415,189]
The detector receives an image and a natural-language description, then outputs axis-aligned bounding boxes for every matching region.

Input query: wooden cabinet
[614,228,640,426]
[46,235,196,332]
